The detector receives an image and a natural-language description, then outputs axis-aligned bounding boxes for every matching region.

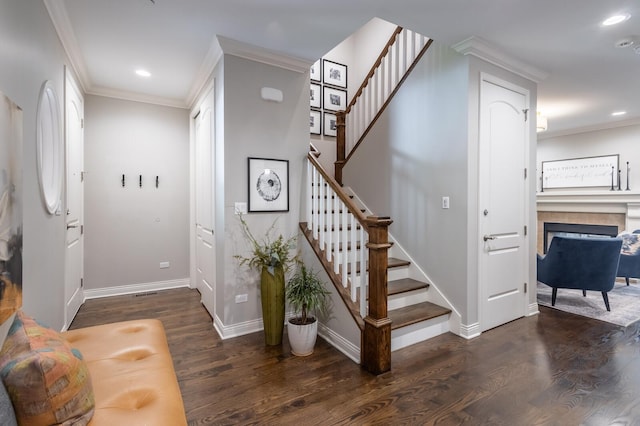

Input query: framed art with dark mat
[248,157,289,212]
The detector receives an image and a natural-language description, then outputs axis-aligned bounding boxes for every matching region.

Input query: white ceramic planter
[287,319,318,356]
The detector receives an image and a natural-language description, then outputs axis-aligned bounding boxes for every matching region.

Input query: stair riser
[387,266,410,282]
[388,290,428,311]
[391,315,450,352]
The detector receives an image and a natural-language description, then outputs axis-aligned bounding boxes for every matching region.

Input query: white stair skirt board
[391,315,450,351]
[318,323,360,364]
[83,278,190,300]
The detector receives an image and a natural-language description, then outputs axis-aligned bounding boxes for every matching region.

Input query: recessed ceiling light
[135,69,151,78]
[612,111,627,116]
[602,14,630,26]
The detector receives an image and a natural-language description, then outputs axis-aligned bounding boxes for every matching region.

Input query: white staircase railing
[307,157,369,317]
[335,27,431,184]
[345,28,430,158]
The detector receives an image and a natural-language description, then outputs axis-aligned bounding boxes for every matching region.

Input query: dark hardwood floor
[69,288,640,425]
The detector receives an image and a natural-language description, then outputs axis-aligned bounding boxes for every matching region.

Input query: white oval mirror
[36,80,62,215]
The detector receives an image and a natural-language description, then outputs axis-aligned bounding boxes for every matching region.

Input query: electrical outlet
[235,294,248,303]
[442,196,450,209]
[159,261,170,269]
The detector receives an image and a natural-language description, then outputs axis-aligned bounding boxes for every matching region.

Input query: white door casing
[64,69,84,329]
[479,75,529,332]
[194,88,215,316]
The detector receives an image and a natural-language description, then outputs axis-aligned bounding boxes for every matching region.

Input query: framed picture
[323,87,347,112]
[310,83,321,109]
[248,157,289,212]
[324,112,337,137]
[310,110,321,135]
[323,59,347,88]
[541,154,619,189]
[310,60,321,82]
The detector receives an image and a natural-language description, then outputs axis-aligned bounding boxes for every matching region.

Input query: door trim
[477,72,531,332]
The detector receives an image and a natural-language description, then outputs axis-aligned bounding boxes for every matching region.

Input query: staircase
[302,26,449,374]
[303,156,452,374]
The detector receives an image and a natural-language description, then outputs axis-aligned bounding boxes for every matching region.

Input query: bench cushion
[62,319,187,426]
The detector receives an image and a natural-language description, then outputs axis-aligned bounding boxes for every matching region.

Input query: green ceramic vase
[260,265,285,345]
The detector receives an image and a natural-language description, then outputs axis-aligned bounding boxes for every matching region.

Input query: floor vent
[135,291,158,297]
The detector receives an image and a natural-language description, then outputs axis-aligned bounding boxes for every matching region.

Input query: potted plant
[286,264,330,356]
[235,214,298,346]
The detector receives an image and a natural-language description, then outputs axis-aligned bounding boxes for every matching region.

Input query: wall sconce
[537,111,548,132]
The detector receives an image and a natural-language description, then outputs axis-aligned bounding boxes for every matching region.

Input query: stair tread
[388,278,429,296]
[389,301,451,330]
[388,257,410,269]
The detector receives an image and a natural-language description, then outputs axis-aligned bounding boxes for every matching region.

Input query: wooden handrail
[345,26,403,113]
[307,154,393,374]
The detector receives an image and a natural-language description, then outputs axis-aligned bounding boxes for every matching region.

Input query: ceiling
[48,0,640,136]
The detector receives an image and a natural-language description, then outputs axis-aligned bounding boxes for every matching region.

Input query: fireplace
[542,222,619,253]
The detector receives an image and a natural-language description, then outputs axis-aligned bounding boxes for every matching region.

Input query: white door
[479,76,529,332]
[64,70,84,329]
[194,88,215,316]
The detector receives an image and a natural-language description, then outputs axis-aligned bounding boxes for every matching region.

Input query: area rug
[537,281,640,327]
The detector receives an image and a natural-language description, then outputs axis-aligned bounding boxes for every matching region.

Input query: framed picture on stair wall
[324,112,337,137]
[310,83,321,109]
[247,157,289,212]
[323,87,347,112]
[310,60,321,82]
[310,110,321,135]
[323,59,347,88]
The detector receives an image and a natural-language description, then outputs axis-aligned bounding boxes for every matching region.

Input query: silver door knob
[483,235,496,241]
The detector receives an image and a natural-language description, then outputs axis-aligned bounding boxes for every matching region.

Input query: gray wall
[0,0,73,330]
[342,42,471,321]
[218,54,308,327]
[84,95,190,290]
[537,123,640,190]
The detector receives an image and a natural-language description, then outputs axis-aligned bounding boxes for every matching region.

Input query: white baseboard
[214,314,263,340]
[459,322,481,339]
[213,312,294,341]
[83,278,190,300]
[318,323,360,364]
[528,302,540,316]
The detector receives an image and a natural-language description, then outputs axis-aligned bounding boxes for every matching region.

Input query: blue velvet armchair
[617,230,640,286]
[537,235,622,311]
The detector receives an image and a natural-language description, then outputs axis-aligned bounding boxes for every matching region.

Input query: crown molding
[87,85,188,109]
[217,36,312,74]
[43,0,91,92]
[452,36,549,83]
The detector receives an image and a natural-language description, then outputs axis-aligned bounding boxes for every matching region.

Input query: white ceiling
[49,0,640,136]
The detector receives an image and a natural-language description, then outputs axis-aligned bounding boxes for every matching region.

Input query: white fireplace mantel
[537,190,640,231]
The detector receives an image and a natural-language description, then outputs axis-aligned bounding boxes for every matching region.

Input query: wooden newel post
[334,110,346,185]
[362,216,393,374]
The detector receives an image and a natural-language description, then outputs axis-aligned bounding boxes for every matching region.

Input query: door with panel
[479,76,530,332]
[194,88,215,316]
